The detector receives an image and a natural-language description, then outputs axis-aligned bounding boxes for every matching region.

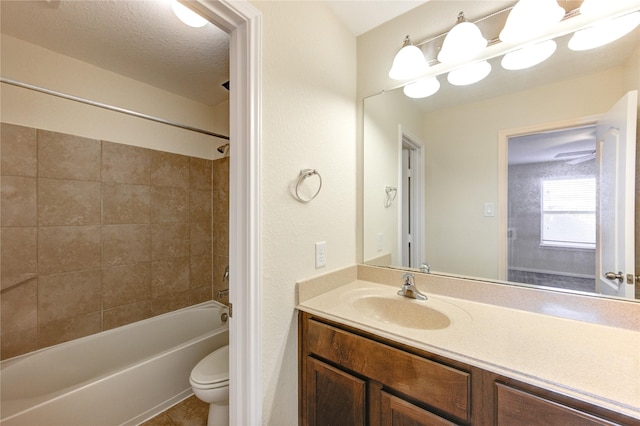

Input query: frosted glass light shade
[501,40,557,70]
[403,77,440,98]
[447,61,491,86]
[568,12,640,51]
[172,0,208,28]
[389,37,429,81]
[437,18,487,64]
[499,0,565,44]
[579,0,613,18]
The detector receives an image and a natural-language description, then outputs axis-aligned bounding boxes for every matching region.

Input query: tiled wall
[0,123,229,360]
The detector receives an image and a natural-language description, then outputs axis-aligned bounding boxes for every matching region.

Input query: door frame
[398,126,425,268]
[497,115,600,281]
[191,1,262,424]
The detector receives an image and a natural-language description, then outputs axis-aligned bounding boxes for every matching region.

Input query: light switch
[484,202,495,217]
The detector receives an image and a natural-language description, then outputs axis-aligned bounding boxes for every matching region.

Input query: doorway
[399,128,425,269]
[506,124,598,292]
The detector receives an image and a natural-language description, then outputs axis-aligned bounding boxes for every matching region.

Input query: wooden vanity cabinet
[299,312,640,426]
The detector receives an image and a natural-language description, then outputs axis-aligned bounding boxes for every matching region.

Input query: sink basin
[351,296,451,330]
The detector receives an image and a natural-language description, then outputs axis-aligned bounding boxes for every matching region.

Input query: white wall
[1,35,228,159]
[251,1,357,424]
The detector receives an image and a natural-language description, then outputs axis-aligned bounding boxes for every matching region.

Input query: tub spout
[217,288,229,298]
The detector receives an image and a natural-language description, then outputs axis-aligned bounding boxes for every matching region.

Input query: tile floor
[140,395,208,426]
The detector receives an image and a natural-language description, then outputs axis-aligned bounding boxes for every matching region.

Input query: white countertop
[297,280,640,419]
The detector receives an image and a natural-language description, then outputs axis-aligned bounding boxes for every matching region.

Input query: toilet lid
[191,345,229,385]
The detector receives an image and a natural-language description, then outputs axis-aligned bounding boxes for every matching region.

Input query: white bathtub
[0,301,229,426]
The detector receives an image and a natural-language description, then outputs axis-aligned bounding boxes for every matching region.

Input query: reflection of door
[597,90,637,298]
[399,129,424,268]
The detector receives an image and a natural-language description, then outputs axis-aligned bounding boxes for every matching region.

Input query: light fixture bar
[386,1,640,92]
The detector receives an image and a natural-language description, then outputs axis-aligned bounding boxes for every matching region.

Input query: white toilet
[190,345,230,426]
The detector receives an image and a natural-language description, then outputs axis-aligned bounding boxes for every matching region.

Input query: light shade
[568,12,640,51]
[172,0,208,28]
[437,13,487,65]
[447,61,491,86]
[403,77,440,98]
[579,0,614,18]
[501,40,557,70]
[389,36,429,81]
[499,0,565,44]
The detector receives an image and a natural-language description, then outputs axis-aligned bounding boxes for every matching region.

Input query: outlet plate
[315,241,326,268]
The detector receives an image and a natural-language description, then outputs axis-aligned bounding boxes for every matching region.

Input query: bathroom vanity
[296,266,640,426]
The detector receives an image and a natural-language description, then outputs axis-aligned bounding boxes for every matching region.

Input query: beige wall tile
[191,254,213,288]
[1,278,37,335]
[191,221,213,257]
[102,141,150,185]
[103,183,150,225]
[152,290,190,316]
[102,224,150,267]
[150,151,189,189]
[190,158,212,190]
[38,226,102,274]
[1,327,37,360]
[1,123,37,177]
[1,176,37,226]
[103,300,153,330]
[38,179,101,226]
[190,190,212,223]
[151,223,189,260]
[150,186,189,223]
[151,257,190,297]
[213,222,228,257]
[1,227,37,290]
[102,262,152,309]
[38,312,102,348]
[38,130,101,181]
[190,286,212,305]
[38,270,102,324]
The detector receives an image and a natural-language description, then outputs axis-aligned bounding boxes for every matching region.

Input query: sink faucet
[397,272,428,300]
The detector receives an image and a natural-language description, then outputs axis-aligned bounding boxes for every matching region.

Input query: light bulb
[403,77,440,98]
[438,13,487,64]
[388,36,429,81]
[172,0,208,28]
[447,61,491,86]
[569,12,640,51]
[501,40,557,70]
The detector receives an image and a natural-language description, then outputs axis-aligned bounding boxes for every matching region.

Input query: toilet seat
[190,345,229,389]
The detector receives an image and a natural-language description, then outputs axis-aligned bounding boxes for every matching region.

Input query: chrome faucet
[397,272,428,300]
[420,262,431,274]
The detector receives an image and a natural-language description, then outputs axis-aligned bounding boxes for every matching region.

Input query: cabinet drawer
[496,383,620,426]
[306,319,470,422]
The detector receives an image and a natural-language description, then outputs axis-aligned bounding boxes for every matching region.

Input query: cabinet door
[496,383,619,426]
[306,357,366,426]
[380,391,458,426]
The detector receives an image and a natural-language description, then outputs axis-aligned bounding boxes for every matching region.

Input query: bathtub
[0,301,229,426]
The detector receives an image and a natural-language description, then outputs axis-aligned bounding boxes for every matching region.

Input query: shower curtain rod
[1,77,230,140]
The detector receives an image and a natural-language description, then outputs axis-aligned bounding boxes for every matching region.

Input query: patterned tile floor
[140,395,208,426]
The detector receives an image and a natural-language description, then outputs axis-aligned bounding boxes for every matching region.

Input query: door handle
[604,271,624,283]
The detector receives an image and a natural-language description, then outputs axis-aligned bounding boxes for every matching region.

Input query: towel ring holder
[295,169,322,203]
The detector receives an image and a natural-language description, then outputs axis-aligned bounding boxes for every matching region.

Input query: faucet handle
[401,272,414,285]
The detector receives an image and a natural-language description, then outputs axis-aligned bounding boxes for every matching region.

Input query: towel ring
[295,169,322,203]
[384,186,397,208]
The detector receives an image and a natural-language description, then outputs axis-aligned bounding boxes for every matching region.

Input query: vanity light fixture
[499,0,565,44]
[171,0,208,28]
[437,12,487,65]
[568,11,640,51]
[403,77,440,98]
[389,36,430,81]
[501,39,557,70]
[447,60,491,86]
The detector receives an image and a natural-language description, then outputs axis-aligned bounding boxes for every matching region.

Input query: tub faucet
[397,272,427,300]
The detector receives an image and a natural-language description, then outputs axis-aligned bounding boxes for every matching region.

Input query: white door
[597,90,637,298]
[401,148,411,266]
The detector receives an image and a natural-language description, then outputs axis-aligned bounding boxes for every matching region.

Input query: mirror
[363,21,640,299]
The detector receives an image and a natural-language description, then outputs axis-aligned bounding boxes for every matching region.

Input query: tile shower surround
[0,123,230,360]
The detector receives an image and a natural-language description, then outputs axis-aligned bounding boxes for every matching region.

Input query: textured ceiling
[0,0,230,107]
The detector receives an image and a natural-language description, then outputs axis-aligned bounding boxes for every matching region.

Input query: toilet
[190,345,230,426]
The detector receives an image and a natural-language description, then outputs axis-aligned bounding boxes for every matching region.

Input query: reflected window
[540,177,596,249]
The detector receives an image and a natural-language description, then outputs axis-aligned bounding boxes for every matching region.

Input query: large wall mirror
[363,5,640,301]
